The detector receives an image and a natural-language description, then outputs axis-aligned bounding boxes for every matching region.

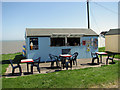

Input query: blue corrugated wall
[26,36,98,62]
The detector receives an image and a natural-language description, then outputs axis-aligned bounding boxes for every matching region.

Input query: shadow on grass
[80,63,99,66]
[2,73,22,78]
[41,66,61,69]
[109,62,115,64]
[1,54,26,64]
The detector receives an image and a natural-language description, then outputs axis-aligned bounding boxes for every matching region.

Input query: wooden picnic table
[95,52,108,63]
[21,59,34,73]
[59,54,72,70]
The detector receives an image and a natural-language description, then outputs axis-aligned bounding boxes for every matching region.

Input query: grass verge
[1,50,119,88]
[2,52,25,75]
[2,60,118,88]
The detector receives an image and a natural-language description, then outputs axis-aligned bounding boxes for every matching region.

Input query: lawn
[2,59,118,88]
[2,61,118,88]
[1,48,119,88]
[1,52,25,75]
[98,47,105,52]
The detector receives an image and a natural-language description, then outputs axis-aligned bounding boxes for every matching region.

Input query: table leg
[65,62,68,70]
[70,60,72,68]
[27,63,29,72]
[63,59,65,69]
[63,63,64,69]
[62,58,66,69]
[100,55,102,63]
[61,59,64,69]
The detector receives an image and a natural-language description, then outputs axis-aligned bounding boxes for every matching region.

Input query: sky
[2,1,118,40]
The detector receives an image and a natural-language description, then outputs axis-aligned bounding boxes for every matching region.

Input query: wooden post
[87,0,90,29]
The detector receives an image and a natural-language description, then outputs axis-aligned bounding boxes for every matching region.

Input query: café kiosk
[25,28,99,62]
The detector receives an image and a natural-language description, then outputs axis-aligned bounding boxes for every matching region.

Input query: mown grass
[1,52,25,75]
[1,48,119,88]
[2,60,118,88]
[98,47,105,52]
[114,54,120,59]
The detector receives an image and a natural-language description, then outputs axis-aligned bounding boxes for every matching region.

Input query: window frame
[30,38,39,50]
[50,37,65,47]
[50,37,81,47]
[67,37,80,46]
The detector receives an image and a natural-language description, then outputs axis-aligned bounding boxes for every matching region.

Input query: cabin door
[39,37,50,62]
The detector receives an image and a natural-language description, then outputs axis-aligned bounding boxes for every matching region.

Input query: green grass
[2,52,25,75]
[2,61,118,88]
[114,54,120,59]
[98,47,120,59]
[1,51,119,88]
[98,47,105,52]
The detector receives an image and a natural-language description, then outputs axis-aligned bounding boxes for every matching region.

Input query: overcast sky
[2,1,118,40]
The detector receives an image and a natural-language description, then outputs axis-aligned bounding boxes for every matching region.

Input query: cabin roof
[26,28,98,37]
[106,28,120,35]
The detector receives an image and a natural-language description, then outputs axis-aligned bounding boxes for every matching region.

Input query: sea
[1,40,25,54]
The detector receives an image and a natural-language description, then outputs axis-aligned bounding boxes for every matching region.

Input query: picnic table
[59,54,72,70]
[95,52,108,63]
[21,59,34,73]
[59,54,72,57]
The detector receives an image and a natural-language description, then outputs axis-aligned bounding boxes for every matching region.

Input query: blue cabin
[25,28,99,62]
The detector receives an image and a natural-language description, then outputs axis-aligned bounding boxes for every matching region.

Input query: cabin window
[30,38,38,50]
[67,38,80,46]
[50,38,65,46]
[50,37,80,46]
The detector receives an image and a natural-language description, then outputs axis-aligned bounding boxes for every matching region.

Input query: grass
[114,54,120,59]
[2,60,118,88]
[2,52,25,75]
[1,48,119,88]
[98,47,105,52]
